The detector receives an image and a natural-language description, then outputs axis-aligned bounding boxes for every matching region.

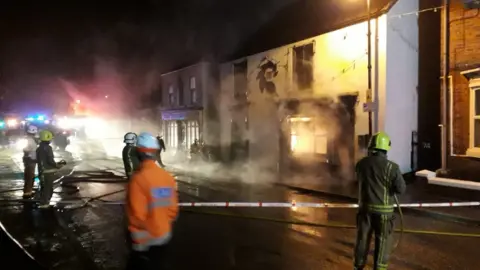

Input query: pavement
[0,151,480,269]
[166,162,480,226]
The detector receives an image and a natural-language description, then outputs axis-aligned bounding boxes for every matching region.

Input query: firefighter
[353,132,406,270]
[126,132,178,270]
[122,132,140,179]
[36,130,66,209]
[156,134,166,167]
[22,125,39,198]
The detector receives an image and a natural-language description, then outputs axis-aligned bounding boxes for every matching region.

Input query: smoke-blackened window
[233,60,248,101]
[293,43,314,90]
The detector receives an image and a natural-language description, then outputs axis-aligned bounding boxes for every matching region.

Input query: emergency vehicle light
[7,119,18,127]
[0,121,4,127]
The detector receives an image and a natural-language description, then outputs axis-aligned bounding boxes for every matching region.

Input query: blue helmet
[136,132,160,152]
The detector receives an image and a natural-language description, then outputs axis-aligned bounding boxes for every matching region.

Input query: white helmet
[124,132,137,144]
[27,125,38,135]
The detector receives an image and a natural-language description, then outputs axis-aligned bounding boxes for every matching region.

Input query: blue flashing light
[37,115,45,121]
[0,122,4,127]
[26,117,34,121]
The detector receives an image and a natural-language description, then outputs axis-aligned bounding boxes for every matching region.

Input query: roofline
[225,0,398,63]
[160,61,212,77]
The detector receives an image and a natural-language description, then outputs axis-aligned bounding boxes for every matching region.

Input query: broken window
[289,117,327,155]
[233,60,248,101]
[293,43,314,90]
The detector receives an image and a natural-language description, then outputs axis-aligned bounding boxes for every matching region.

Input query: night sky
[0,0,294,113]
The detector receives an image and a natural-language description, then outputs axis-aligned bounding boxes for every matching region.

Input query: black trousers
[353,212,395,270]
[126,244,171,270]
[39,173,57,205]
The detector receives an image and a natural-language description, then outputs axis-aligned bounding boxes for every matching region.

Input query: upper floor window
[233,60,248,101]
[178,78,184,106]
[293,43,314,90]
[190,76,197,104]
[168,84,175,105]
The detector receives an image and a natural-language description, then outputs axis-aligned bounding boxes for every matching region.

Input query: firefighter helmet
[368,132,391,151]
[39,130,54,142]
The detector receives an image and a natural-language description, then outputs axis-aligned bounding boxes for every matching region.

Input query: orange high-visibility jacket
[126,160,178,251]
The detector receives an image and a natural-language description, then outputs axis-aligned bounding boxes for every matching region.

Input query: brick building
[441,0,480,181]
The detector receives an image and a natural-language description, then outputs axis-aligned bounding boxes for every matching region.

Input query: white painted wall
[384,0,419,173]
[220,15,389,171]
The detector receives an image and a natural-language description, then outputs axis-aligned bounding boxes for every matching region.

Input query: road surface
[0,151,479,269]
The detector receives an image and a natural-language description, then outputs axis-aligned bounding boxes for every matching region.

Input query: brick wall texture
[441,0,480,154]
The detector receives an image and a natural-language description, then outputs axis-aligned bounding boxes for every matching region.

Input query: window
[168,85,175,105]
[190,77,197,104]
[166,121,178,148]
[467,81,480,157]
[474,89,480,147]
[293,43,314,90]
[178,78,184,106]
[289,117,327,155]
[233,61,248,101]
[186,121,200,149]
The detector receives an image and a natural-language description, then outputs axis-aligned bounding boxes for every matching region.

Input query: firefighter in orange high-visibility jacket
[126,132,178,270]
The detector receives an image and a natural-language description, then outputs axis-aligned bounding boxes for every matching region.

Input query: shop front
[161,109,202,153]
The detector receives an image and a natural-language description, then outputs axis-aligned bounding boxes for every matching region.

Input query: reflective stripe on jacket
[127,160,178,251]
[23,136,38,163]
[356,152,406,214]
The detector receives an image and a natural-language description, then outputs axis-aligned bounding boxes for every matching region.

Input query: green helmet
[368,131,391,151]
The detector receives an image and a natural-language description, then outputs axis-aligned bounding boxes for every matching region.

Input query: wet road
[1,152,480,269]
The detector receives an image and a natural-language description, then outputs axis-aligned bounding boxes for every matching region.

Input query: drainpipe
[367,0,373,137]
[440,0,450,171]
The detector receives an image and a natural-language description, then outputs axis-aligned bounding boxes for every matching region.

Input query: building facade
[219,0,419,177]
[440,0,480,181]
[159,62,220,158]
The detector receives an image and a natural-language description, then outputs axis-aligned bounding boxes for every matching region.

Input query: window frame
[293,42,315,91]
[190,76,197,104]
[168,84,175,106]
[467,79,480,157]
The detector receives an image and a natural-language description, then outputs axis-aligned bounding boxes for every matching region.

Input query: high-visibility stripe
[149,200,172,209]
[130,231,172,251]
[131,230,149,240]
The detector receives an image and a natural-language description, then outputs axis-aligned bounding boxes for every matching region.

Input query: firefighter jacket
[355,151,406,214]
[156,137,166,152]
[126,160,178,251]
[23,136,38,164]
[36,142,60,174]
[122,145,141,177]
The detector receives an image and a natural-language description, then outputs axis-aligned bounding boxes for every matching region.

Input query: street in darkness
[0,151,479,269]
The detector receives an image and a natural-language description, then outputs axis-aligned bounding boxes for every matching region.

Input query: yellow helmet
[39,130,54,142]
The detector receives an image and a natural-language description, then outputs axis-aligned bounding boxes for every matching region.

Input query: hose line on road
[181,208,480,238]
